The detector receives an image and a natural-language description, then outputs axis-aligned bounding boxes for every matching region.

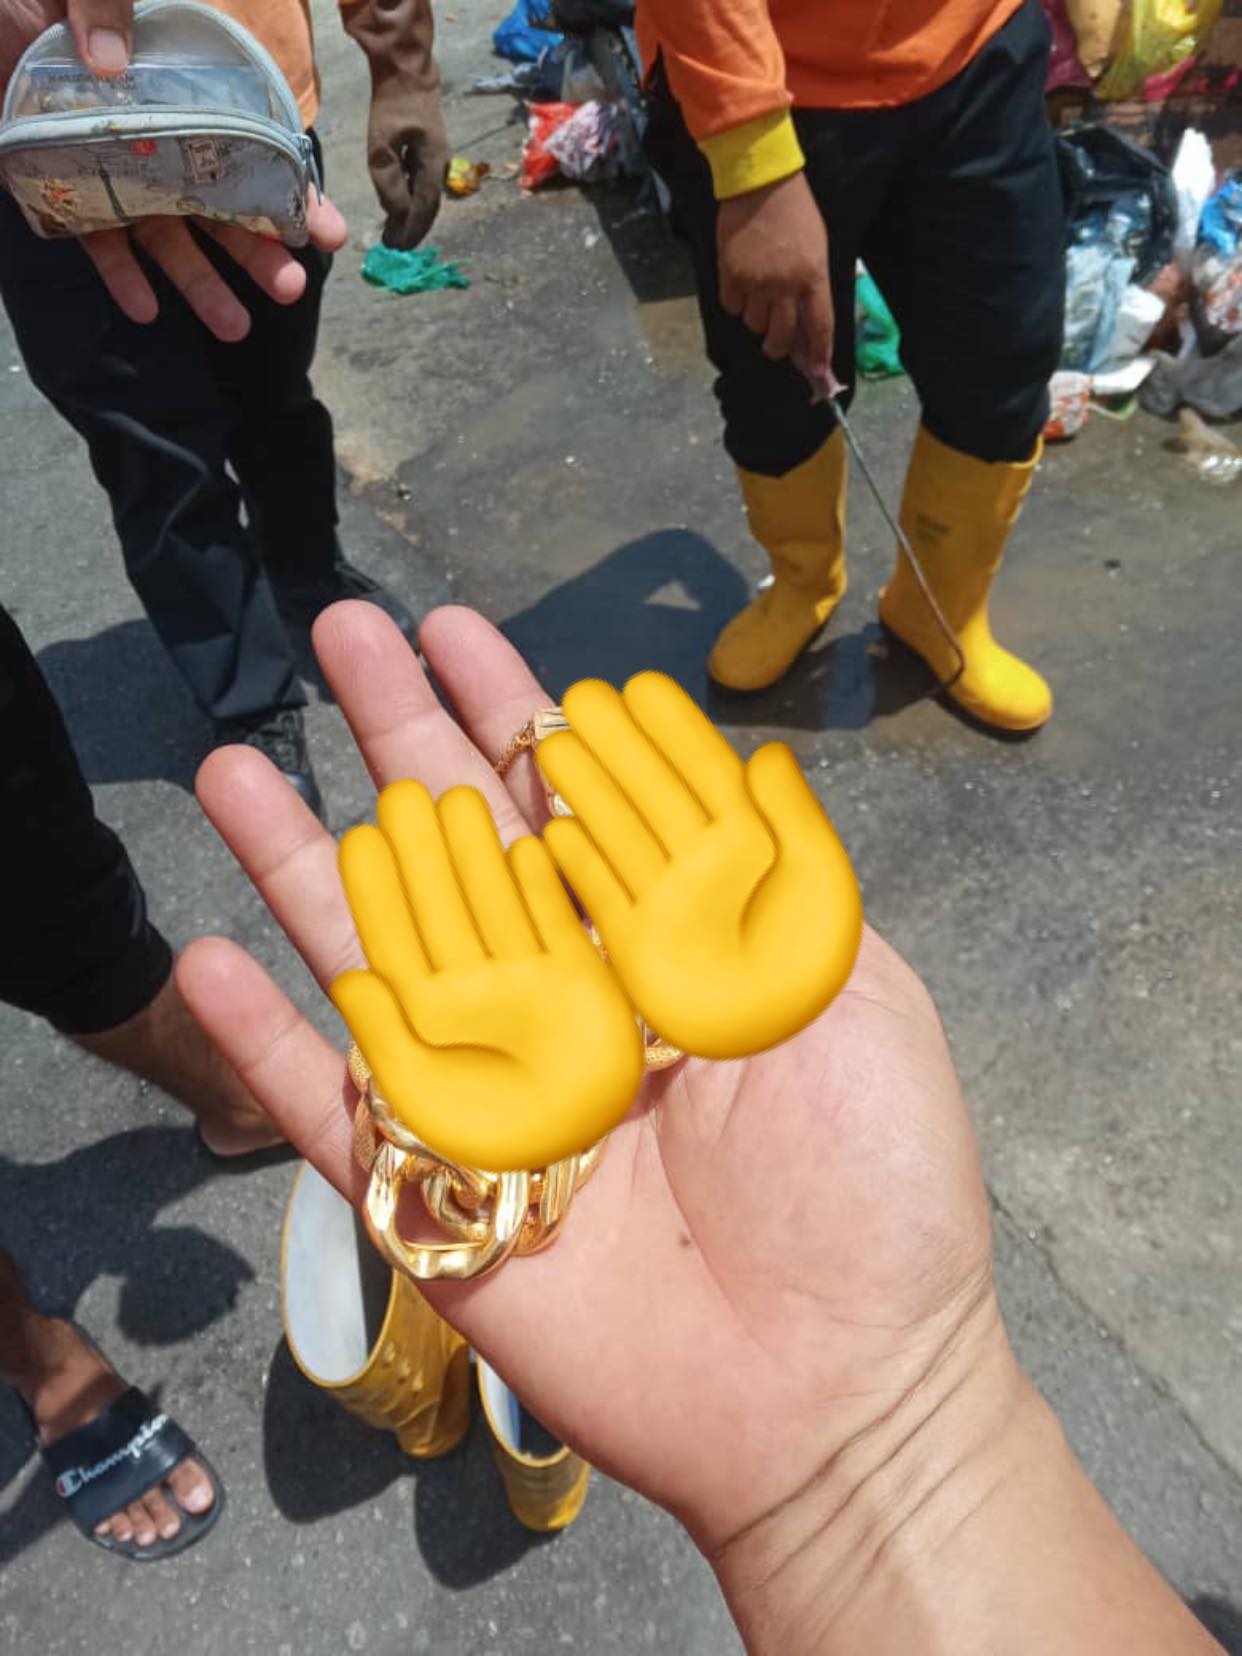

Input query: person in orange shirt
[641,0,1065,733]
[0,0,447,813]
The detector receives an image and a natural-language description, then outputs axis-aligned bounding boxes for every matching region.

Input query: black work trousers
[0,605,171,1034]
[0,137,338,725]
[644,0,1066,478]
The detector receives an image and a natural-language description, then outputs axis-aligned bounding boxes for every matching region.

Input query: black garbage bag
[1057,124,1178,285]
[551,0,635,28]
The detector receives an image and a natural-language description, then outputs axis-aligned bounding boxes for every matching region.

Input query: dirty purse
[0,0,318,243]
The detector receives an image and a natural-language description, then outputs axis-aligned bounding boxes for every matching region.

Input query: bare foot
[72,970,283,1158]
[20,1318,215,1549]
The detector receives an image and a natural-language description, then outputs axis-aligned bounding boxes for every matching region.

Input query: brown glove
[339,0,449,249]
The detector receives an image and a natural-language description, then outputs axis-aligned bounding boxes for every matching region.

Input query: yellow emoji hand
[332,780,645,1171]
[538,674,863,1059]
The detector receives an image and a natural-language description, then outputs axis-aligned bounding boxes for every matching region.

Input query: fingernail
[88,29,129,73]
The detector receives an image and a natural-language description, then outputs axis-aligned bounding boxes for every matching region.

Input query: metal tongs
[795,348,966,695]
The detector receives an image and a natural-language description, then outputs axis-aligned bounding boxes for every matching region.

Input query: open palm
[334,778,643,1170]
[538,672,863,1057]
[179,603,997,1559]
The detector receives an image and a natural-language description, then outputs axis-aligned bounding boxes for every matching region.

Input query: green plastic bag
[361,244,470,295]
[856,267,903,379]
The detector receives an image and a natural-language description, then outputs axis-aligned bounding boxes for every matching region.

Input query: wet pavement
[0,2,1239,1651]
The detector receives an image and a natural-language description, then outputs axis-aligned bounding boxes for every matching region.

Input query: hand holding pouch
[0,0,317,244]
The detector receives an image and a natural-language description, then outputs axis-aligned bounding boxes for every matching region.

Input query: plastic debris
[1090,357,1156,396]
[1063,241,1135,370]
[493,0,562,64]
[1059,126,1179,371]
[855,266,903,379]
[1141,331,1242,419]
[545,98,638,180]
[445,156,490,197]
[1170,407,1242,484]
[1063,0,1124,77]
[1170,129,1217,271]
[1107,283,1166,362]
[361,244,469,294]
[1045,369,1092,439]
[1058,127,1178,285]
[520,100,576,189]
[1199,173,1242,260]
[520,98,638,189]
[1197,254,1242,341]
[1095,0,1223,101]
[1043,0,1091,88]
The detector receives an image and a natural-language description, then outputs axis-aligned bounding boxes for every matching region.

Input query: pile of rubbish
[1049,122,1242,453]
[1042,0,1230,100]
[1034,0,1242,466]
[480,0,645,191]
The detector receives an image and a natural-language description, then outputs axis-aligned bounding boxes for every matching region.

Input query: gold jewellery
[350,1042,604,1282]
[348,707,683,1284]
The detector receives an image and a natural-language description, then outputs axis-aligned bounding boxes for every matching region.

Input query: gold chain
[349,1044,603,1282]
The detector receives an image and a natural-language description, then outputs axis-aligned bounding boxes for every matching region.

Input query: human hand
[0,0,130,91]
[0,0,348,342]
[717,169,833,378]
[334,778,644,1170]
[78,191,349,343]
[536,674,862,1057]
[341,0,449,249]
[178,603,999,1556]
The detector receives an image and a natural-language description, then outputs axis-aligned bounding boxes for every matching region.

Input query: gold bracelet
[348,1043,604,1283]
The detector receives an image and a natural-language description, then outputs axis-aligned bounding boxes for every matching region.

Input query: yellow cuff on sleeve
[698,110,805,200]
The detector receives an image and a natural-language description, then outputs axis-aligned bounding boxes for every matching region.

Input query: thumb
[744,741,862,923]
[67,0,132,74]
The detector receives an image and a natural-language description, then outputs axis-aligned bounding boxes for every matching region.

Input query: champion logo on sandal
[55,1412,169,1499]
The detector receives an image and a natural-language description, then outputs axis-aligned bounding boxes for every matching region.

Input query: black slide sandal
[40,1385,225,1561]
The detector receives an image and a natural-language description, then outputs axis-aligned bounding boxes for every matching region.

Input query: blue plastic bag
[493,0,563,63]
[1199,174,1242,260]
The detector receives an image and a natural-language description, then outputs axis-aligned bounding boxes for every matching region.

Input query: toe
[127,1497,157,1548]
[168,1456,215,1516]
[144,1485,182,1541]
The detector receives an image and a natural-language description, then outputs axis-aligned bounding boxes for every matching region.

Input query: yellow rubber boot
[708,430,847,691]
[282,1163,471,1458]
[477,1359,590,1532]
[878,426,1052,732]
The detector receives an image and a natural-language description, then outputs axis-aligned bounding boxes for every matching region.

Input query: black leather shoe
[275,561,416,643]
[215,707,323,820]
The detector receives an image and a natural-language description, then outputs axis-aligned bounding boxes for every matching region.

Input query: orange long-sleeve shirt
[637,0,1026,198]
[208,0,319,124]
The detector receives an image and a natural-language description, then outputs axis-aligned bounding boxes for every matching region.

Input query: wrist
[699,111,805,201]
[711,1292,1037,1656]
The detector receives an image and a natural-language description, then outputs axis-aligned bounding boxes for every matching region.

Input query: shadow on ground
[501,526,935,729]
[585,184,697,309]
[1193,1596,1242,1655]
[0,1125,252,1567]
[263,1339,546,1588]
[37,620,206,792]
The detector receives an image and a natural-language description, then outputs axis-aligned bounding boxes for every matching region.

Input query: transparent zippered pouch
[0,0,318,244]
